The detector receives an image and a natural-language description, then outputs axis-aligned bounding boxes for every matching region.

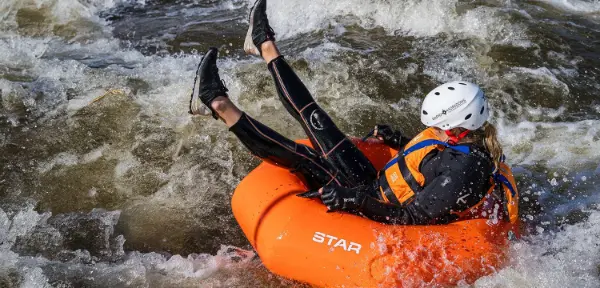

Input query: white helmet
[420,81,489,130]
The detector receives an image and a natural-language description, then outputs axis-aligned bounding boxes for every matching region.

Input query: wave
[0,0,144,38]
[538,0,600,13]
[264,0,529,45]
[475,206,600,288]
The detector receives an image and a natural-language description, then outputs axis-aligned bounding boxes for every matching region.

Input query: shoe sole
[243,0,261,56]
[189,52,214,116]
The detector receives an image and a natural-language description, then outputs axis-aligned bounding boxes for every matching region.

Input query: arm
[307,151,492,224]
[300,148,492,224]
[369,125,411,150]
[360,153,492,224]
[359,170,486,224]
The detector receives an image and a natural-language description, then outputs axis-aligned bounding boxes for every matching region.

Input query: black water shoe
[189,47,229,119]
[244,0,275,56]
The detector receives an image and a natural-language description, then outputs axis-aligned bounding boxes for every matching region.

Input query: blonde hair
[452,122,503,171]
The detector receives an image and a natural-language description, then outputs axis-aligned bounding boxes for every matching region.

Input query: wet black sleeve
[374,125,412,151]
[397,136,412,150]
[357,150,492,225]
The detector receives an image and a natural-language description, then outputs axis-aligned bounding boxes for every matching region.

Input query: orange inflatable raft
[232,139,518,287]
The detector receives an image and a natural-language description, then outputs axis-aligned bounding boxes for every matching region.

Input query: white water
[539,0,600,13]
[474,206,600,288]
[1,0,599,287]
[266,0,529,46]
[0,203,263,288]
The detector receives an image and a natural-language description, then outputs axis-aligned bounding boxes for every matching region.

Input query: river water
[1,0,599,287]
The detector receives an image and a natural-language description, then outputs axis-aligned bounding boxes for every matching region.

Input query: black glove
[372,124,404,150]
[298,183,367,212]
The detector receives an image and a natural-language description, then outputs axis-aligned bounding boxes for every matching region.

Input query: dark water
[1,0,600,287]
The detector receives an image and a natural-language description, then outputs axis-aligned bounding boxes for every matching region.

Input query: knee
[306,108,333,131]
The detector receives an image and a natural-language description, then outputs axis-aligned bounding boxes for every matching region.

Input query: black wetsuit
[230,56,494,225]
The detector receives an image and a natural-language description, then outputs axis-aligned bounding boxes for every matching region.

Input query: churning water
[1,0,599,287]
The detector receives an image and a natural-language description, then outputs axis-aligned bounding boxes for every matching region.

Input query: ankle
[211,96,231,114]
[261,41,281,63]
[210,96,242,127]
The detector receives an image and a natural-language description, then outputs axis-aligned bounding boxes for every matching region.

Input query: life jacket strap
[378,176,402,206]
[398,147,424,195]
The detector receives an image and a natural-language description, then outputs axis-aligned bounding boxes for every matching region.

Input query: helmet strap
[445,129,471,145]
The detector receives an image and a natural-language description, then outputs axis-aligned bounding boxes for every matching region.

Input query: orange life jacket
[378,128,519,224]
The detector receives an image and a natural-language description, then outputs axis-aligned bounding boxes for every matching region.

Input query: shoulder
[466,144,492,162]
[444,143,490,160]
[440,144,493,173]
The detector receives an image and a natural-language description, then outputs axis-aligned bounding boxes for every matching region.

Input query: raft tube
[232,139,518,287]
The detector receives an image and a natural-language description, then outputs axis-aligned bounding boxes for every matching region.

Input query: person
[188,0,518,225]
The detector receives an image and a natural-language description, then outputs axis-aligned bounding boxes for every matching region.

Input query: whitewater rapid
[1,0,599,287]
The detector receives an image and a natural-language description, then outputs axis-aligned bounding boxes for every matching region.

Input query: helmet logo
[432,99,467,121]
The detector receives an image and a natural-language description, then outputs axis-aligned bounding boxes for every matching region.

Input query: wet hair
[452,122,503,171]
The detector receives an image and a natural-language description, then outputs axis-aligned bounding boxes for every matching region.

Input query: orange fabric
[231,139,519,287]
[380,127,443,204]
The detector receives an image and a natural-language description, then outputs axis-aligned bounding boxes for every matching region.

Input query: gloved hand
[372,124,404,150]
[297,183,367,212]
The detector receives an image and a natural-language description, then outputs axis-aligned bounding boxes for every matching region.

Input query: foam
[475,208,600,288]
[114,152,140,178]
[0,0,143,32]
[263,0,529,45]
[37,152,79,173]
[539,0,600,13]
[498,118,600,168]
[0,35,132,121]
[511,67,570,94]
[0,203,267,287]
[19,267,52,288]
